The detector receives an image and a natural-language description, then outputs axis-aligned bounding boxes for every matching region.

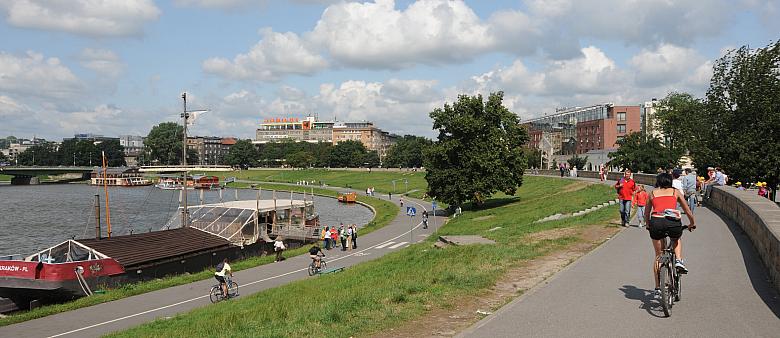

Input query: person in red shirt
[634,185,648,227]
[615,169,637,227]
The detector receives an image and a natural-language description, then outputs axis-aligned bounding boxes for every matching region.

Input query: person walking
[346,225,353,251]
[330,226,338,250]
[273,236,286,262]
[400,197,404,208]
[615,169,637,227]
[321,226,330,250]
[681,169,698,214]
[422,210,429,229]
[560,163,565,177]
[339,225,347,251]
[351,224,358,249]
[635,186,648,227]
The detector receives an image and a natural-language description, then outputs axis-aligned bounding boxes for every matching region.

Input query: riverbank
[0,185,396,328]
[109,177,619,337]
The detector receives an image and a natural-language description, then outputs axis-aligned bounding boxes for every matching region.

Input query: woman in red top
[644,173,696,295]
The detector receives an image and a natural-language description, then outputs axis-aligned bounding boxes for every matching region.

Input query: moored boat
[90,167,152,187]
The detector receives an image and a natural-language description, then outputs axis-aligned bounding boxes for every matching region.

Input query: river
[0,184,373,256]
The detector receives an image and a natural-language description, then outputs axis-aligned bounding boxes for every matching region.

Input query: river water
[0,184,373,256]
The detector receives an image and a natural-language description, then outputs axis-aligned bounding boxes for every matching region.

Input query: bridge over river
[0,165,233,185]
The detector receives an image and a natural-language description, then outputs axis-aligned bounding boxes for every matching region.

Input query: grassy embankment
[204,169,429,199]
[110,176,619,338]
[0,184,396,327]
[0,174,11,182]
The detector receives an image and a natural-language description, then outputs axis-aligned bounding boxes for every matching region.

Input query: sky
[0,0,777,141]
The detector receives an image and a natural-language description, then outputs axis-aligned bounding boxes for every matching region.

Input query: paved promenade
[461,177,780,337]
[0,190,441,338]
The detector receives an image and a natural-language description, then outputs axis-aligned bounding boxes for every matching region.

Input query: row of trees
[609,40,779,189]
[12,139,126,167]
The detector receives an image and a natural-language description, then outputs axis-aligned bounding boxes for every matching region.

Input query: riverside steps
[460,173,780,337]
[0,188,444,338]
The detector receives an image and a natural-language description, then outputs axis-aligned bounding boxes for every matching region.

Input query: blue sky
[0,0,777,140]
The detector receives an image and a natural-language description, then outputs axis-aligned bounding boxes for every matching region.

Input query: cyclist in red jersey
[644,173,696,294]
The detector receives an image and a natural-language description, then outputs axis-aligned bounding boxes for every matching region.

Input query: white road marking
[388,242,408,249]
[374,242,396,249]
[48,200,433,338]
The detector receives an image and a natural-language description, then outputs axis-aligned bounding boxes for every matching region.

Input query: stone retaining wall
[709,185,780,291]
[530,169,780,292]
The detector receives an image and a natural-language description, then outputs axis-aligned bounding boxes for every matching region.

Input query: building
[255,116,396,159]
[65,133,119,143]
[1,138,47,163]
[525,104,643,168]
[255,116,334,144]
[187,136,236,165]
[642,98,664,140]
[119,135,144,166]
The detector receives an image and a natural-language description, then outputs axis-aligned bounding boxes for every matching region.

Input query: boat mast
[102,151,112,238]
[181,92,189,228]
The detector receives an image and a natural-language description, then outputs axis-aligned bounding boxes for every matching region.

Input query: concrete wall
[529,170,780,292]
[708,185,780,292]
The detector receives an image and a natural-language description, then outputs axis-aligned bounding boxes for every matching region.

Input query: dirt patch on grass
[473,215,495,221]
[373,222,620,338]
[524,227,579,244]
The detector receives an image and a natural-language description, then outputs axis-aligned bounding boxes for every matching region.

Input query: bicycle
[209,277,239,303]
[308,255,327,276]
[656,226,687,317]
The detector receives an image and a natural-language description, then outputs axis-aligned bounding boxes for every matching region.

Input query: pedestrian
[672,170,684,206]
[400,197,404,208]
[321,226,330,250]
[635,186,648,227]
[735,182,745,191]
[599,164,606,181]
[681,168,698,214]
[614,169,637,227]
[422,210,429,229]
[273,236,286,262]
[339,225,347,251]
[758,182,768,198]
[560,163,565,177]
[351,224,358,249]
[389,192,392,200]
[346,225,353,251]
[330,226,338,250]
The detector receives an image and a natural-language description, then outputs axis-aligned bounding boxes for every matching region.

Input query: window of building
[617,112,626,121]
[617,124,626,133]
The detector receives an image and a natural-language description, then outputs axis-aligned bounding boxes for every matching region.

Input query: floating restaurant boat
[337,192,357,203]
[90,167,152,187]
[0,197,319,309]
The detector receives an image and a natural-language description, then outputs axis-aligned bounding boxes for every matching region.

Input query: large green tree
[701,41,780,189]
[224,139,259,169]
[16,143,59,166]
[0,151,7,162]
[286,151,315,168]
[424,92,528,207]
[608,132,680,173]
[328,140,369,168]
[654,92,707,155]
[383,135,432,168]
[145,122,184,165]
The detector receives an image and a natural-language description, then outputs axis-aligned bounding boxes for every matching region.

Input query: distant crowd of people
[319,223,358,251]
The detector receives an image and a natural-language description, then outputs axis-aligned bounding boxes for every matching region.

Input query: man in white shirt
[214,258,232,298]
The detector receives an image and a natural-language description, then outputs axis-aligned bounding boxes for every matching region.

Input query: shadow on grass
[462,196,521,211]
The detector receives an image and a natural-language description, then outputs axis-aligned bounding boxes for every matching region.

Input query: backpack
[216,262,224,273]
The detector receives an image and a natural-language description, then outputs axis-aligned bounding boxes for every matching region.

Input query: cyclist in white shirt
[214,258,232,298]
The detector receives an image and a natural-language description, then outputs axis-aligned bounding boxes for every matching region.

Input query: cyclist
[644,173,696,295]
[309,244,325,269]
[214,258,233,298]
[422,210,429,229]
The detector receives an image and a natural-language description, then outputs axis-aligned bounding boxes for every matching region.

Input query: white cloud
[0,51,84,99]
[79,48,124,78]
[203,28,328,81]
[309,0,494,68]
[629,44,708,87]
[0,0,160,37]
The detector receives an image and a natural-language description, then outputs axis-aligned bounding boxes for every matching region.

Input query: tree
[96,139,126,167]
[0,151,7,162]
[16,142,59,166]
[383,135,432,168]
[328,140,368,167]
[145,122,184,165]
[700,41,780,189]
[224,139,258,169]
[424,92,528,207]
[286,151,315,168]
[363,150,380,168]
[607,132,680,173]
[655,92,707,155]
[567,154,588,170]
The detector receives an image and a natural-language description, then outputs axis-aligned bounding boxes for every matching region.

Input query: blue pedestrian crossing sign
[431,201,437,210]
[406,207,416,217]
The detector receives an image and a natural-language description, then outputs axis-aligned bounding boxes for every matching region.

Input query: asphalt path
[461,177,780,337]
[0,190,442,338]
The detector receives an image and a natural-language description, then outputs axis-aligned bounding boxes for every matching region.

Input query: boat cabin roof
[197,199,313,212]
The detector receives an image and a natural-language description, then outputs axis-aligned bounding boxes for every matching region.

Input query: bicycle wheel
[659,263,674,317]
[209,285,222,303]
[308,262,316,276]
[320,259,327,271]
[228,281,239,298]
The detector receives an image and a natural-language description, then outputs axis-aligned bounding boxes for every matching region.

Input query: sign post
[431,200,437,230]
[406,206,416,243]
